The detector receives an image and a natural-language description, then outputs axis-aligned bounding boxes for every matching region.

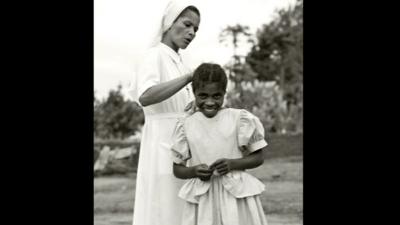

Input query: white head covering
[126,0,199,104]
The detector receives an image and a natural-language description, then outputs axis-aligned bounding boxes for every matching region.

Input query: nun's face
[164,9,200,52]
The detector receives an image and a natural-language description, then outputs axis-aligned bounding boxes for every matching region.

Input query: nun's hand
[187,71,194,82]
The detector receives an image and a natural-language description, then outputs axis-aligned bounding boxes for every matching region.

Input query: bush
[94,85,144,140]
[225,81,302,134]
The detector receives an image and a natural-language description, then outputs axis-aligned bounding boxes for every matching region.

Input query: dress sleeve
[127,49,161,105]
[171,118,191,164]
[138,49,162,98]
[238,110,268,154]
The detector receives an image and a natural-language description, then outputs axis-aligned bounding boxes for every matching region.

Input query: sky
[94,0,296,100]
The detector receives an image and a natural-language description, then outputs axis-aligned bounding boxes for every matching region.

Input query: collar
[159,42,182,64]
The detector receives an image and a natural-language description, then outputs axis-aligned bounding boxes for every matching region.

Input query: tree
[219,24,254,84]
[246,0,303,105]
[221,0,303,134]
[94,85,144,139]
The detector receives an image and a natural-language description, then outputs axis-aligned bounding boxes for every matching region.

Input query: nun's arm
[139,73,192,107]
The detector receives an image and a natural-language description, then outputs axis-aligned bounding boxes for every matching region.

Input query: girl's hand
[210,158,233,176]
[192,164,212,181]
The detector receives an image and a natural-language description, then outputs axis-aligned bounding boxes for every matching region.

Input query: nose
[205,99,214,106]
[188,27,195,37]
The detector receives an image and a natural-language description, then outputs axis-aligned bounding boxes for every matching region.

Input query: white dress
[132,43,194,225]
[171,108,269,225]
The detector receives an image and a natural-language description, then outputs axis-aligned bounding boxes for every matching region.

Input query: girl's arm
[210,148,265,175]
[173,163,213,181]
[139,73,192,106]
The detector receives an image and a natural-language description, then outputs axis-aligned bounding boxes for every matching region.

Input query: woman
[128,1,201,224]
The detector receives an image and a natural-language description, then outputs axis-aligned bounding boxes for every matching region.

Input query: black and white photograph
[94,0,303,224]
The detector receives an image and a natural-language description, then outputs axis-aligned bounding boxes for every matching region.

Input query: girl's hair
[192,63,228,92]
[174,6,200,23]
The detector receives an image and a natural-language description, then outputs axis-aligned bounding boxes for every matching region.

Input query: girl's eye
[213,94,222,99]
[198,94,207,99]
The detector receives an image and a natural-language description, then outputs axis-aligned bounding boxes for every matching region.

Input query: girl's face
[163,9,200,52]
[194,83,225,118]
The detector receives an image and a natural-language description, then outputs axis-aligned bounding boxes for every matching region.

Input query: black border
[6,1,94,224]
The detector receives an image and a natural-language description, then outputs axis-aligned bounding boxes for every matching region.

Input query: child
[171,63,269,225]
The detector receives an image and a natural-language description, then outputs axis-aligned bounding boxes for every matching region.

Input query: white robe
[132,42,194,225]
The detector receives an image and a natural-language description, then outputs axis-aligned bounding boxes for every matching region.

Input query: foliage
[225,81,302,134]
[219,24,254,84]
[94,85,144,139]
[246,0,303,105]
[222,0,303,134]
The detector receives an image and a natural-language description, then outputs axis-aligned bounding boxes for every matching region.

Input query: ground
[94,134,303,225]
[94,156,302,225]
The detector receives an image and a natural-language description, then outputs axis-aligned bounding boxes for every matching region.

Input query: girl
[171,63,269,225]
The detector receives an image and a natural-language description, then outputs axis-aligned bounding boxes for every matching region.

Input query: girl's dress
[171,108,269,225]
[132,43,194,225]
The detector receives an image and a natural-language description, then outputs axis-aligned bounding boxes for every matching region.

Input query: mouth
[183,38,192,44]
[203,107,217,114]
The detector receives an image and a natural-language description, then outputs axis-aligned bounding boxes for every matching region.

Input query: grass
[94,175,136,214]
[264,133,303,159]
[94,134,303,225]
